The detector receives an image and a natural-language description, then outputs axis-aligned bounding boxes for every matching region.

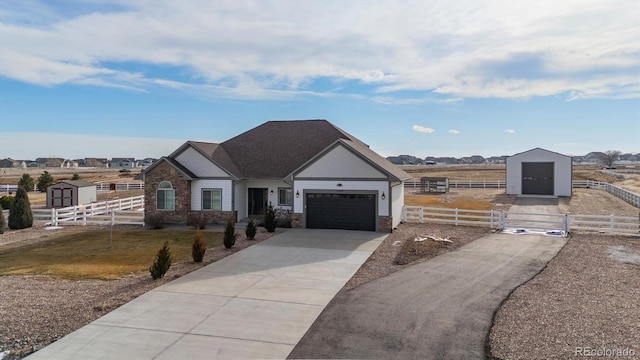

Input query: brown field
[0,167,142,185]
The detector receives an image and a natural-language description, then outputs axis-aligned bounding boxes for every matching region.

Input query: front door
[248,188,268,215]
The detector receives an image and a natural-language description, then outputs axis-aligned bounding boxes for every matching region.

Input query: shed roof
[52,180,96,188]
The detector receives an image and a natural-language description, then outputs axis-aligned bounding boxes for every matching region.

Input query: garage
[306,193,376,231]
[521,162,554,195]
[506,148,572,197]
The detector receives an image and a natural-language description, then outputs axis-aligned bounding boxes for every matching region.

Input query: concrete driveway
[290,233,567,359]
[26,229,387,360]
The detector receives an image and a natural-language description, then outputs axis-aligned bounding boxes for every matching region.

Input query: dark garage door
[306,193,376,231]
[522,162,554,195]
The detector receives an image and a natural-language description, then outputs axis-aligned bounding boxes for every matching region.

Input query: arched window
[156,181,175,210]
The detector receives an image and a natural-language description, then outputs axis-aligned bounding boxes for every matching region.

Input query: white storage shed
[506,148,572,197]
[47,180,98,208]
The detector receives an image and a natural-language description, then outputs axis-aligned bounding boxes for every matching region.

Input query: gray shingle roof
[170,120,410,181]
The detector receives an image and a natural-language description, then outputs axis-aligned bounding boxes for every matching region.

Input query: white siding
[191,180,233,211]
[506,148,572,197]
[245,180,293,211]
[297,145,387,179]
[294,180,389,216]
[175,147,230,178]
[234,182,246,219]
[77,186,97,205]
[391,183,404,228]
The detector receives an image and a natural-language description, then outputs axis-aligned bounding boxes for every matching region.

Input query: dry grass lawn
[0,229,223,279]
[405,194,494,210]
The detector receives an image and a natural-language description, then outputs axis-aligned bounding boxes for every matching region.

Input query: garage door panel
[307,193,376,231]
[522,162,554,195]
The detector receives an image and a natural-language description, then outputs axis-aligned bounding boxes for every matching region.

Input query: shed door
[51,188,73,207]
[522,162,554,195]
[306,193,376,231]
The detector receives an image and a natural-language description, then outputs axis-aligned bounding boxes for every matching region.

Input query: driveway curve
[290,232,567,359]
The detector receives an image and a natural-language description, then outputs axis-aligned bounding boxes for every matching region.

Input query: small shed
[420,177,449,193]
[47,180,98,208]
[506,148,572,197]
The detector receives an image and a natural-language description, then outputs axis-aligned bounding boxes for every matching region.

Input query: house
[506,148,572,197]
[0,158,26,168]
[110,158,136,168]
[46,180,98,208]
[35,157,64,168]
[139,120,411,232]
[84,158,109,168]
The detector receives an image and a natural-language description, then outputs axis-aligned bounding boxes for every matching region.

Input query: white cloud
[412,125,435,134]
[0,0,638,100]
[505,129,516,134]
[448,129,460,134]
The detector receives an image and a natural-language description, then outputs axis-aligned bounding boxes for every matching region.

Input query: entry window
[278,188,293,206]
[202,188,222,211]
[156,181,175,210]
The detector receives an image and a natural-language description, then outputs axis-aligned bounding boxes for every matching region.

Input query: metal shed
[506,148,572,197]
[47,180,98,208]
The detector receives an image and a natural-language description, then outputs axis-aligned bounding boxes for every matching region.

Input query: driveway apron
[290,201,568,359]
[25,229,387,360]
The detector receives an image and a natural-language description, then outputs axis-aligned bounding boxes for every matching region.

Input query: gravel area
[488,233,640,359]
[0,227,277,360]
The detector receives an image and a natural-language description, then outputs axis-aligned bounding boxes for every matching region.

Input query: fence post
[118,198,122,210]
[490,210,494,229]
[111,210,115,226]
[563,213,568,233]
[499,210,504,230]
[610,215,615,233]
[51,208,56,226]
[455,208,459,226]
[83,210,87,226]
[420,207,424,223]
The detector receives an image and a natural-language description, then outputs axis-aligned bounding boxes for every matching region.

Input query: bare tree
[599,150,621,168]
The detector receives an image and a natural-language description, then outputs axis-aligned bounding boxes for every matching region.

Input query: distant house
[139,120,411,232]
[139,158,156,167]
[84,158,109,168]
[435,157,458,165]
[0,158,26,168]
[506,148,572,197]
[487,156,507,164]
[46,180,98,208]
[35,158,64,168]
[110,158,136,168]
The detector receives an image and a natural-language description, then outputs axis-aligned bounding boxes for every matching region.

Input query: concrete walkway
[26,229,387,360]
[290,233,568,359]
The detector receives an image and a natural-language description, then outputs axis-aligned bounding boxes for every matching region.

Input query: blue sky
[0,0,638,160]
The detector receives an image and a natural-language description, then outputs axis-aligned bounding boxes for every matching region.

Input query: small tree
[8,186,33,230]
[599,150,621,168]
[71,173,81,180]
[191,228,207,262]
[264,202,277,233]
[223,217,236,249]
[245,219,257,240]
[149,241,172,280]
[0,195,13,210]
[0,206,5,234]
[37,171,54,192]
[18,173,34,192]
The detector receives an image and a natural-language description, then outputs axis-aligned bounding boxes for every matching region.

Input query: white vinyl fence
[96,183,144,191]
[402,206,640,235]
[3,196,145,226]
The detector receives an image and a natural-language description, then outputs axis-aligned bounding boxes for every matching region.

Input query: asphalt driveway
[26,229,387,360]
[289,232,567,359]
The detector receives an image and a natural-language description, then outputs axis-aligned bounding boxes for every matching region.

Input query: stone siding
[144,161,191,225]
[377,216,393,233]
[291,213,303,228]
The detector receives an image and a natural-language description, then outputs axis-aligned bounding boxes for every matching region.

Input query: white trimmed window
[156,181,175,210]
[278,188,293,206]
[202,188,222,211]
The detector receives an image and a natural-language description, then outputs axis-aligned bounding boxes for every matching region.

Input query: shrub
[8,186,33,230]
[191,228,207,262]
[36,171,54,192]
[186,212,208,229]
[149,241,172,280]
[223,217,236,249]
[145,213,165,229]
[18,173,34,192]
[0,207,5,234]
[0,195,13,210]
[245,219,257,240]
[263,202,277,233]
[71,173,81,180]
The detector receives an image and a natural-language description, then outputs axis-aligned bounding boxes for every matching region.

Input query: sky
[0,0,638,160]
